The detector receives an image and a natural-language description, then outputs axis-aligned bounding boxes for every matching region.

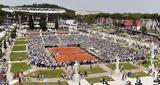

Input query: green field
[86,76,113,83]
[146,52,150,59]
[103,28,116,33]
[142,60,160,68]
[14,81,68,85]
[12,45,26,51]
[129,72,149,78]
[145,49,159,60]
[80,66,106,74]
[10,52,27,61]
[16,38,26,41]
[11,62,30,72]
[106,63,138,70]
[15,41,26,44]
[28,69,65,78]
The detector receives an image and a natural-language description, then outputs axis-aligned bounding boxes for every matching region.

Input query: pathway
[11,51,27,53]
[11,60,27,63]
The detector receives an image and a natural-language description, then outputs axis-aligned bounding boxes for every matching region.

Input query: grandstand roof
[2,7,66,14]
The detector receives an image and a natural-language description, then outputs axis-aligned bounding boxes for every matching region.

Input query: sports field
[49,47,96,63]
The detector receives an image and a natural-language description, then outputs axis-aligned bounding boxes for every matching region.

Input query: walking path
[11,60,27,63]
[11,51,27,53]
[108,76,154,85]
[13,44,26,46]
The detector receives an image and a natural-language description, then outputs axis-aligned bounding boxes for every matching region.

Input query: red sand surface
[48,47,96,63]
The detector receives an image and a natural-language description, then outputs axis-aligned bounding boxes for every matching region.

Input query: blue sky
[0,0,160,13]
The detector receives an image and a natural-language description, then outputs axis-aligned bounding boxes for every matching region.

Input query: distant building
[76,10,102,15]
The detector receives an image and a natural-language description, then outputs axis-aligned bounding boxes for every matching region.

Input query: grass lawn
[16,38,26,41]
[14,81,68,85]
[146,51,150,59]
[142,60,160,68]
[12,45,26,51]
[129,72,149,78]
[10,52,27,61]
[86,76,113,83]
[11,62,31,73]
[28,69,65,78]
[145,51,158,60]
[106,63,138,70]
[15,41,26,45]
[80,66,106,74]
[103,28,116,33]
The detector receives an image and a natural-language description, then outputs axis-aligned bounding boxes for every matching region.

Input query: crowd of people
[27,35,56,67]
[0,67,7,85]
[42,34,146,64]
[26,29,160,67]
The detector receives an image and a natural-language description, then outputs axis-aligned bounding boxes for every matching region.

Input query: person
[104,80,109,85]
[58,79,61,85]
[84,71,87,77]
[102,78,105,84]
[18,77,22,85]
[125,80,131,85]
[90,81,93,85]
[158,77,160,84]
[127,71,131,77]
[122,73,125,80]
[135,76,142,85]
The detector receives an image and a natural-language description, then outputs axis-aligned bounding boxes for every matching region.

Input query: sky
[0,0,160,13]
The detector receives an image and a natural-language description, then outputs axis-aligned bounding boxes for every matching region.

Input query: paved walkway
[11,51,27,52]
[11,60,27,63]
[13,44,26,46]
[108,76,154,85]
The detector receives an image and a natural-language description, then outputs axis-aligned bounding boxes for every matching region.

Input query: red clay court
[48,47,96,63]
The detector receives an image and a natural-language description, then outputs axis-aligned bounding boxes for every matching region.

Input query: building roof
[2,7,66,14]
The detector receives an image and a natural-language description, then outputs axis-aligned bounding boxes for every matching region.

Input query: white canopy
[2,7,66,14]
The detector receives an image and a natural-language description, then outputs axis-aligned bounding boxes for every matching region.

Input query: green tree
[110,13,124,28]
[60,13,75,19]
[142,13,151,29]
[141,26,148,33]
[11,26,17,39]
[96,13,110,28]
[28,15,35,29]
[83,14,96,27]
[150,13,159,33]
[55,18,59,29]
[3,38,7,50]
[39,15,47,30]
[110,13,123,20]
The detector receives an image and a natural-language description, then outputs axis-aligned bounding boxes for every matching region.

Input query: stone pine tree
[0,43,2,59]
[55,18,59,29]
[4,37,7,50]
[28,15,35,29]
[7,36,11,46]
[11,26,17,39]
[141,26,148,33]
[39,15,47,31]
